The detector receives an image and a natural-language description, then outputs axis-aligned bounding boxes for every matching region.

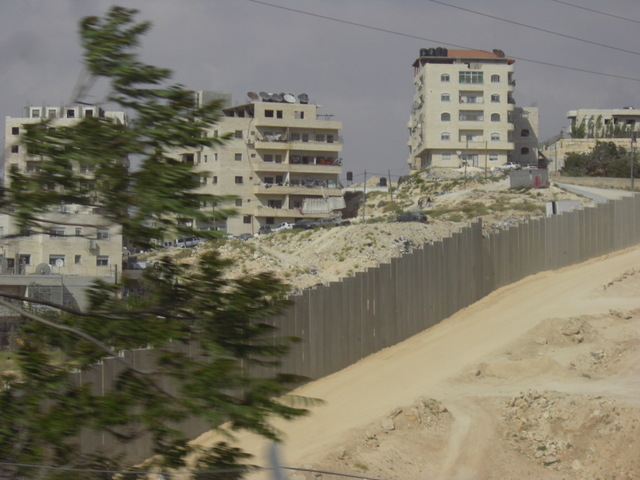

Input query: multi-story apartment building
[567,107,640,138]
[408,47,530,171]
[1,104,125,309]
[177,91,345,236]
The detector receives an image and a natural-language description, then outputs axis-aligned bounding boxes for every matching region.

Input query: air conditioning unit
[246,138,254,145]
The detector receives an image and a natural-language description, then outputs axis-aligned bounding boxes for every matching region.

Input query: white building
[175,91,345,236]
[1,105,126,309]
[567,107,640,138]
[407,47,538,171]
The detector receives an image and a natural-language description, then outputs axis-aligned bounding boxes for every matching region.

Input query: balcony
[253,182,341,196]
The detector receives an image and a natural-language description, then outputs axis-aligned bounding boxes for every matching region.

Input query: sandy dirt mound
[193,246,640,480]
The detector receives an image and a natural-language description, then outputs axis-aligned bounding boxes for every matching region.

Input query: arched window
[491,132,500,141]
[441,73,450,83]
[491,74,500,83]
[491,94,500,103]
[491,113,501,122]
[521,147,530,155]
[441,112,451,121]
[441,93,450,102]
[521,129,530,137]
[441,132,451,141]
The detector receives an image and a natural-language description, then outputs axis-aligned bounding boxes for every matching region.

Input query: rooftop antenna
[247,91,259,101]
[298,93,309,104]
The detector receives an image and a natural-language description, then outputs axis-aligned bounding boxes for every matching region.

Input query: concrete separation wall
[66,193,640,461]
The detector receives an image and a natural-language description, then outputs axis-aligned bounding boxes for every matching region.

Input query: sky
[1,0,639,182]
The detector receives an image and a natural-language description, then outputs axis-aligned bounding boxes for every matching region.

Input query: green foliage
[0,6,312,479]
[2,6,233,249]
[563,141,639,177]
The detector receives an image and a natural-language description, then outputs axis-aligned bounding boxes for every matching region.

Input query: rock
[571,459,583,471]
[543,455,559,465]
[381,417,395,430]
[535,337,548,345]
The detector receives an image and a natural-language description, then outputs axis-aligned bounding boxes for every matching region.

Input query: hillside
[145,170,593,291]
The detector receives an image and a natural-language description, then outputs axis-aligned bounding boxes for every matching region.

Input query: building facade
[1,105,125,309]
[408,47,531,171]
[177,91,345,236]
[567,107,640,138]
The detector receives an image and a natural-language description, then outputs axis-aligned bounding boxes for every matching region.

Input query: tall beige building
[1,105,125,309]
[408,47,529,171]
[178,91,345,236]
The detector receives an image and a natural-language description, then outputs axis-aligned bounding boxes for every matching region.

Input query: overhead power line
[244,0,640,83]
[429,0,640,56]
[549,0,640,25]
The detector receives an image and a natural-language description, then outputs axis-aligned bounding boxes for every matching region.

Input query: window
[491,74,500,83]
[96,256,109,266]
[49,255,65,266]
[276,110,283,119]
[441,132,451,141]
[31,109,40,118]
[459,71,484,84]
[521,129,530,137]
[291,132,300,141]
[267,200,282,209]
[264,154,274,162]
[266,217,275,225]
[50,227,65,237]
[235,176,243,184]
[295,111,304,119]
[235,153,242,161]
[11,127,19,135]
[459,110,484,121]
[441,112,451,121]
[327,135,334,143]
[521,147,530,155]
[491,113,500,122]
[316,134,325,142]
[442,153,451,162]
[200,176,208,185]
[302,133,309,143]
[265,110,274,118]
[489,153,499,162]
[66,109,75,118]
[234,130,243,139]
[75,227,83,236]
[97,228,109,239]
[204,155,208,162]
[75,255,82,265]
[19,254,31,266]
[11,145,19,154]
[19,228,31,237]
[243,215,251,224]
[491,132,500,141]
[441,93,450,102]
[441,73,450,82]
[85,110,94,118]
[48,109,57,118]
[182,153,194,163]
[491,94,500,103]
[213,176,218,184]
[235,199,243,207]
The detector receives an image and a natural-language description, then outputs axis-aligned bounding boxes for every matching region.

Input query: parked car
[174,237,202,248]
[274,222,294,232]
[256,225,272,235]
[293,219,317,230]
[236,233,253,241]
[499,162,521,171]
[395,211,428,223]
[314,217,351,228]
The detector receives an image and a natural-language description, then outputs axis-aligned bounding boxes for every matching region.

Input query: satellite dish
[493,49,505,58]
[271,93,283,103]
[35,263,51,275]
[247,91,259,101]
[283,94,295,103]
[298,93,309,104]
[259,91,270,101]
[55,259,64,267]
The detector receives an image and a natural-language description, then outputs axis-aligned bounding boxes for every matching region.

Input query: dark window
[265,110,274,118]
[235,199,243,207]
[213,176,218,184]
[11,145,19,153]
[235,153,242,161]
[97,228,109,240]
[276,110,283,119]
[521,147,530,154]
[96,256,109,266]
[243,215,251,224]
[266,217,275,225]
[521,129,530,137]
[11,127,19,135]
[234,130,243,139]
[75,255,82,265]
[235,176,243,184]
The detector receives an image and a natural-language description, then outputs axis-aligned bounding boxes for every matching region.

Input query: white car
[499,162,521,171]
[274,222,294,232]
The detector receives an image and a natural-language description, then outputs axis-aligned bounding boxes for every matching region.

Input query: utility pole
[631,133,636,190]
[362,170,367,223]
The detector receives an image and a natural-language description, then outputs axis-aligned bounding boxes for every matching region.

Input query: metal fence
[71,194,640,461]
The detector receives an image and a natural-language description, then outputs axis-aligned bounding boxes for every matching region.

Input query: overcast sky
[2,0,639,182]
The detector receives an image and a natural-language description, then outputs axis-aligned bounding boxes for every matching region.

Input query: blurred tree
[562,141,638,178]
[0,7,310,479]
